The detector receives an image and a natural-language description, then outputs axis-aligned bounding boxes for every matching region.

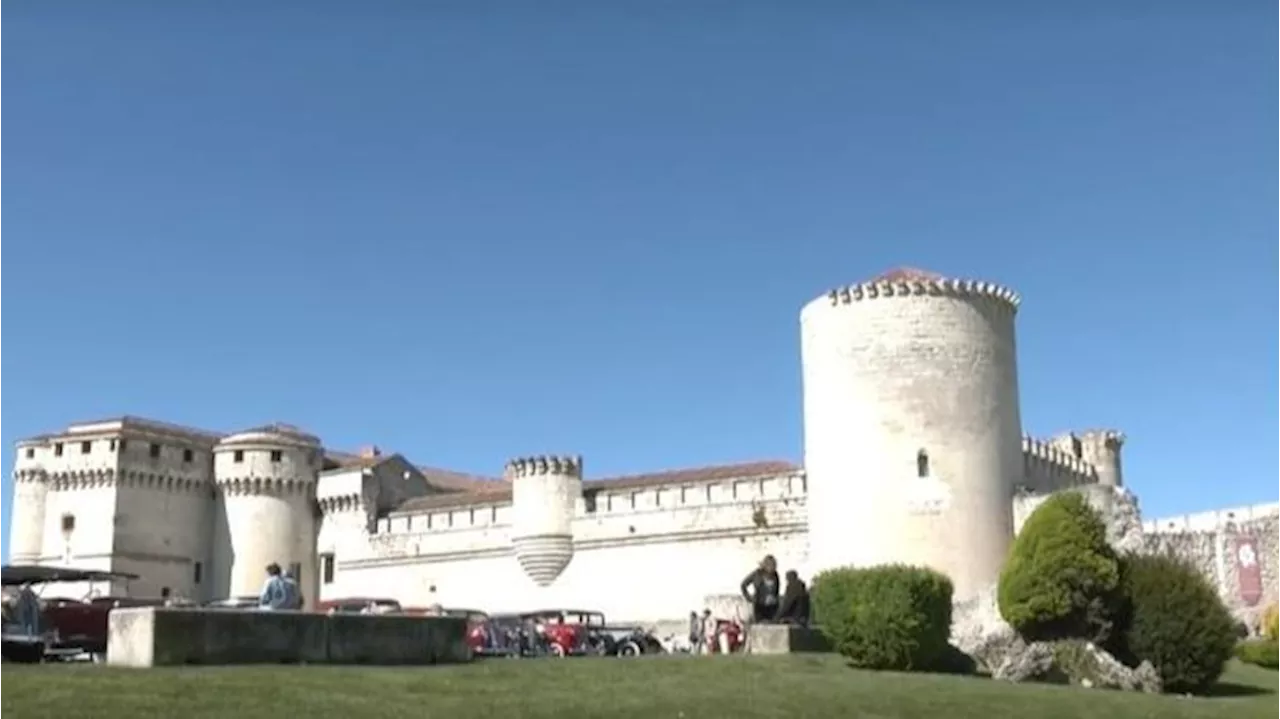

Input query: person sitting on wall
[281,570,302,610]
[740,555,782,623]
[258,563,290,610]
[777,570,811,627]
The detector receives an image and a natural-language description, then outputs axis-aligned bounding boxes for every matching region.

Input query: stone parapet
[745,623,831,655]
[107,607,471,667]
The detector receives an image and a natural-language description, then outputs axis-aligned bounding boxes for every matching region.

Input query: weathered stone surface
[107,607,471,668]
[745,623,831,655]
[993,639,1161,693]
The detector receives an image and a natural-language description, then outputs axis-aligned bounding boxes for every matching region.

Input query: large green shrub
[1234,639,1279,669]
[998,492,1120,642]
[810,564,954,671]
[1111,553,1237,694]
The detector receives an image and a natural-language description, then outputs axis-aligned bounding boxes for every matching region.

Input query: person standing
[740,555,781,623]
[687,611,702,654]
[258,563,289,610]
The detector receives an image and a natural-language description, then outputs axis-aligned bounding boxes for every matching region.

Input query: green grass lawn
[3,655,1276,719]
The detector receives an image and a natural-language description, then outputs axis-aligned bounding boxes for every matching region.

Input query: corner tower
[506,454,582,587]
[1079,429,1124,488]
[800,268,1024,600]
[211,424,321,601]
[9,439,49,563]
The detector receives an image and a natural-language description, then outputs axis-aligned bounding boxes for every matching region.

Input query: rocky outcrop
[993,640,1162,693]
[951,584,1160,693]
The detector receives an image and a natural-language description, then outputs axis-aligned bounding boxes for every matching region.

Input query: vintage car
[315,597,403,615]
[1,564,151,662]
[203,596,260,610]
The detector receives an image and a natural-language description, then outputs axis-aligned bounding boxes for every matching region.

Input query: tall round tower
[506,455,582,587]
[800,268,1024,600]
[9,440,49,563]
[211,425,321,602]
[1078,429,1125,488]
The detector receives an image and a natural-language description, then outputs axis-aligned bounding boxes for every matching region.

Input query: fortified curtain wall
[1019,436,1097,492]
[351,472,808,562]
[1143,510,1280,628]
[320,472,809,621]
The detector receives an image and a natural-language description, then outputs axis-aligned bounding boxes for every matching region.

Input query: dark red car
[2,564,154,661]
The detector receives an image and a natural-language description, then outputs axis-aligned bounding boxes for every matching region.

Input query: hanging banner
[1234,537,1262,607]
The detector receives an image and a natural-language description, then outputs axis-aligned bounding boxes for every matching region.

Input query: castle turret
[211,425,321,602]
[9,439,49,563]
[800,268,1024,600]
[1078,429,1124,488]
[506,455,582,587]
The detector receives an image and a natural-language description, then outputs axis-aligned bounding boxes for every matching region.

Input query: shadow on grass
[1199,681,1275,698]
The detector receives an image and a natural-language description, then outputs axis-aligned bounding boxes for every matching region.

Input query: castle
[8,268,1277,623]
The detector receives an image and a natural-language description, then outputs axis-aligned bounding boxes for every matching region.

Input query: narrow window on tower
[916,450,931,479]
[321,554,335,584]
[193,562,203,584]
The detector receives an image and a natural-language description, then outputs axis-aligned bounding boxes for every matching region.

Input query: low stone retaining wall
[107,607,472,668]
[746,623,831,655]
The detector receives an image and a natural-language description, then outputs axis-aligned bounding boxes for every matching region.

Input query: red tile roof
[869,267,945,283]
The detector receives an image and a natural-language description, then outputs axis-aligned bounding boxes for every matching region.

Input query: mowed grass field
[3,655,1276,719]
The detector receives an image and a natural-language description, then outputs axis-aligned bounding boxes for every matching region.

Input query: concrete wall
[800,275,1023,600]
[107,607,471,667]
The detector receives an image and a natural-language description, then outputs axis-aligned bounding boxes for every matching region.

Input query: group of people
[258,563,304,610]
[740,554,811,625]
[685,555,813,655]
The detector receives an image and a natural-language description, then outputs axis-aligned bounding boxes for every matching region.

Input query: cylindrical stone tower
[211,425,321,602]
[9,441,48,563]
[506,455,582,587]
[800,268,1024,601]
[1079,430,1125,488]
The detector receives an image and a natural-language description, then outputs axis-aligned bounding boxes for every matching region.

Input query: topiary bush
[1110,553,1237,694]
[998,492,1121,643]
[1262,602,1278,641]
[1234,638,1279,669]
[810,564,954,672]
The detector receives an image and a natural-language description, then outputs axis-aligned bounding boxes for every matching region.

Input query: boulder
[993,639,1162,693]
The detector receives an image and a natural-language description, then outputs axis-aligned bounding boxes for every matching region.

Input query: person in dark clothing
[777,570,811,626]
[740,555,781,622]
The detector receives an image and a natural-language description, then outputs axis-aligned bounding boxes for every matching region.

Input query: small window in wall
[233,450,245,463]
[119,439,128,451]
[321,554,336,584]
[916,450,931,479]
[193,561,203,584]
[54,443,64,457]
[24,448,34,459]
[289,562,303,584]
[583,489,598,513]
[183,448,194,463]
[80,441,92,454]
[1070,437,1083,459]
[61,513,76,532]
[109,439,117,451]
[270,450,283,462]
[160,587,171,599]
[149,443,161,458]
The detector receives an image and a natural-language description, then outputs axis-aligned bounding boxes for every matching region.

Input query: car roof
[1,565,139,586]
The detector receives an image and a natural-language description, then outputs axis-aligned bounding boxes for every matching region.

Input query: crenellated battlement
[504,455,584,480]
[214,475,315,497]
[1022,435,1097,490]
[820,269,1021,314]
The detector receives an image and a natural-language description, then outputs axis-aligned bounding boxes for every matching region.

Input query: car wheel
[617,641,641,657]
[549,643,567,658]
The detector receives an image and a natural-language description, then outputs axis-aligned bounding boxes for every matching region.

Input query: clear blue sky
[3,3,1275,560]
